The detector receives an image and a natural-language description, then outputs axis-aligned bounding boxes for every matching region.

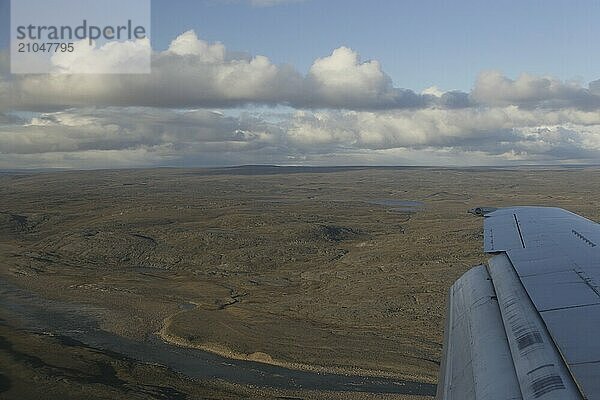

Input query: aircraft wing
[437,206,600,400]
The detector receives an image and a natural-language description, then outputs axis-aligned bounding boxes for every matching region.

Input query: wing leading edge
[437,206,600,400]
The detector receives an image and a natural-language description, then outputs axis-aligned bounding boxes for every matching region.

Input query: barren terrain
[1,166,598,399]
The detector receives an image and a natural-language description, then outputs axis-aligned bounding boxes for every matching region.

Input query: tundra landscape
[0,166,598,399]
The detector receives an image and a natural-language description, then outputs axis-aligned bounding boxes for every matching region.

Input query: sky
[150,0,600,91]
[1,0,600,168]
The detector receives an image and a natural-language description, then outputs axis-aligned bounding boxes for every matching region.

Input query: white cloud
[284,107,600,151]
[2,105,600,169]
[1,31,304,110]
[421,86,445,97]
[306,47,398,108]
[50,39,151,74]
[166,31,226,61]
[472,71,600,109]
[2,31,600,168]
[0,31,441,111]
[0,108,283,157]
[8,32,599,112]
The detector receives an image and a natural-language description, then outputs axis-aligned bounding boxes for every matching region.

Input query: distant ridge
[1,164,599,175]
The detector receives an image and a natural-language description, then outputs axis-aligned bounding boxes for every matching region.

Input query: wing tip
[468,206,498,217]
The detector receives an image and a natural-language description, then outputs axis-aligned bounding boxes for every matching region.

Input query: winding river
[0,278,436,396]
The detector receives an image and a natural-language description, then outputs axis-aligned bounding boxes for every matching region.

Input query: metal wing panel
[436,265,522,400]
[483,213,524,252]
[519,270,600,312]
[487,254,582,400]
[485,207,599,252]
[570,364,600,398]
[506,247,575,277]
[482,206,600,399]
[540,304,600,365]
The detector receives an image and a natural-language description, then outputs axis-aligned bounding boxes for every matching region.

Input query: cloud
[303,46,451,110]
[2,32,599,113]
[2,30,600,168]
[166,31,226,60]
[0,107,280,155]
[1,31,461,111]
[472,71,600,109]
[50,39,152,74]
[1,31,302,110]
[0,107,288,168]
[304,46,423,109]
[285,106,600,152]
[3,105,600,169]
[589,79,600,95]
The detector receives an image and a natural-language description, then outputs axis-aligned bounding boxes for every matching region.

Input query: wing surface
[438,207,600,400]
